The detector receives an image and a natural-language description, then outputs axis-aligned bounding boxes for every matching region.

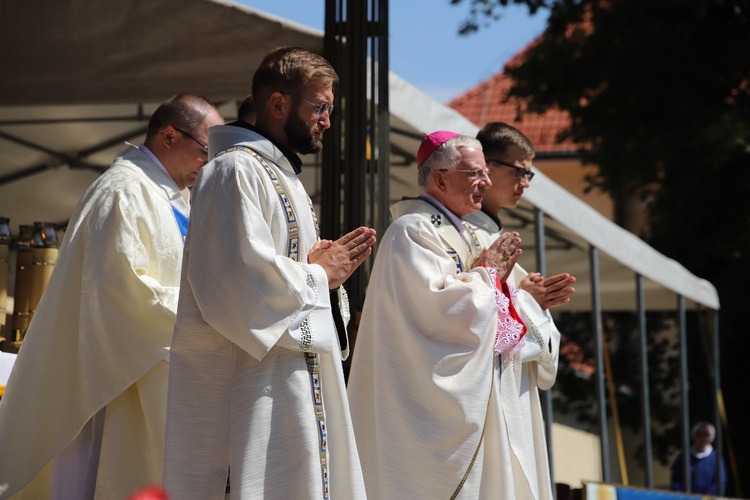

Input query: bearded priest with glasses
[162,47,374,499]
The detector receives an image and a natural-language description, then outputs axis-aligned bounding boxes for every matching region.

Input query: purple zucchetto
[416,131,460,167]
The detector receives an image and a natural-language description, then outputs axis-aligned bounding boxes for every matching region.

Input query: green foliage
[451,0,548,35]
[503,0,750,201]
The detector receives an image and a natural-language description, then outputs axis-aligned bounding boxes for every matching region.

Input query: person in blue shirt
[671,421,728,495]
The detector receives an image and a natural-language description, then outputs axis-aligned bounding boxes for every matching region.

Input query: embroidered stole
[217,145,330,500]
[397,198,483,272]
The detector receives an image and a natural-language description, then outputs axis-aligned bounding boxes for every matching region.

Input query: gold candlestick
[29,222,59,321]
[0,217,10,344]
[10,225,34,348]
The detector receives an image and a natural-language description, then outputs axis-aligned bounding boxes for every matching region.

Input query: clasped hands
[308,226,377,290]
[471,231,576,309]
[472,231,522,282]
[519,272,576,310]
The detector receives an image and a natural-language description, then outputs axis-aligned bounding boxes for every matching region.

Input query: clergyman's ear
[161,125,178,148]
[432,170,449,192]
[268,92,288,119]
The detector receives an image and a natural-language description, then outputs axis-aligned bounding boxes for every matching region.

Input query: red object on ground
[129,485,169,500]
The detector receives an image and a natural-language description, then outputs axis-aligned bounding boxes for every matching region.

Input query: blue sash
[171,206,189,244]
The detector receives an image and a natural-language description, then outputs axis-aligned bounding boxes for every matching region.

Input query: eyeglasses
[486,158,535,181]
[281,92,334,116]
[174,127,208,154]
[437,168,491,180]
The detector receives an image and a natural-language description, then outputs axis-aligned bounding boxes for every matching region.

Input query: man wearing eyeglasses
[163,47,374,499]
[0,94,224,499]
[348,131,531,498]
[464,121,576,500]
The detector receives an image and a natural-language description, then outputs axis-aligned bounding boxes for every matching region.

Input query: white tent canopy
[0,0,718,313]
[0,0,323,226]
[0,0,322,106]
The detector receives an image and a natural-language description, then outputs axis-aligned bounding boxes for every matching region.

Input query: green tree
[454,0,750,494]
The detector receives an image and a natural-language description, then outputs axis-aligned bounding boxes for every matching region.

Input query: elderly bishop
[348,131,528,499]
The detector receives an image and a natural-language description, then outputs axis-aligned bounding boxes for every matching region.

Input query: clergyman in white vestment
[347,131,528,499]
[162,47,374,500]
[466,121,577,500]
[0,94,224,500]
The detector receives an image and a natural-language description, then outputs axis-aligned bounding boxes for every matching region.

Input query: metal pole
[342,0,368,304]
[322,0,343,240]
[534,208,555,497]
[636,274,653,487]
[375,0,390,241]
[323,0,390,311]
[678,295,691,493]
[590,246,609,482]
[712,309,723,495]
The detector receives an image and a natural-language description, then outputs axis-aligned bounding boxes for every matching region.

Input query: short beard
[284,107,323,155]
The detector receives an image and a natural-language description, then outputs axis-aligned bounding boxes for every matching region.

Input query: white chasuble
[163,126,365,500]
[464,209,560,500]
[0,144,189,499]
[348,198,516,499]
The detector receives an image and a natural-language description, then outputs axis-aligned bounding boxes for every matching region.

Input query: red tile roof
[447,64,580,155]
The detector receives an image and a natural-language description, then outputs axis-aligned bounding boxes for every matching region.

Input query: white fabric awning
[0,0,323,105]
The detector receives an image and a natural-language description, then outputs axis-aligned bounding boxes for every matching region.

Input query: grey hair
[418,135,483,188]
[691,421,716,443]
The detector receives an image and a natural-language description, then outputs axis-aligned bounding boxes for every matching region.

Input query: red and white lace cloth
[486,267,526,354]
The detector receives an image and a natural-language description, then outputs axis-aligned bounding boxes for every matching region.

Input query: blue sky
[237,0,548,103]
